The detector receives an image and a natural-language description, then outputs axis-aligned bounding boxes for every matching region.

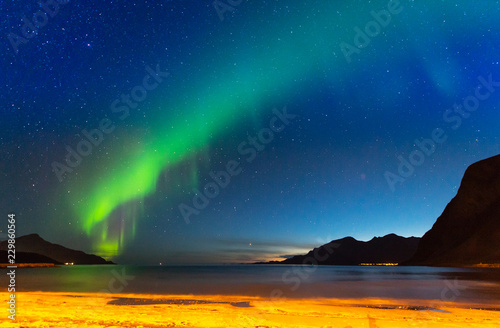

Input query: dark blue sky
[1,1,500,264]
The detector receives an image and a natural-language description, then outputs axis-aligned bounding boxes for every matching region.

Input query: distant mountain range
[257,234,420,265]
[0,233,114,265]
[260,154,500,267]
[405,154,500,266]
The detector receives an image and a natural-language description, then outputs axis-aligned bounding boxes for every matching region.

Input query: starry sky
[1,0,500,264]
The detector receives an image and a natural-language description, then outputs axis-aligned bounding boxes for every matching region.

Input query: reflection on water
[11,264,500,304]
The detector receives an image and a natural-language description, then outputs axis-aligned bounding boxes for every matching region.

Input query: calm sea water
[10,265,500,305]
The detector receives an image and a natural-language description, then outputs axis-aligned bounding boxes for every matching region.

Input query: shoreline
[2,291,500,327]
[0,263,57,268]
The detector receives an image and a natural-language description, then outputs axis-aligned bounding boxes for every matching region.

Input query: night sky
[1,1,500,264]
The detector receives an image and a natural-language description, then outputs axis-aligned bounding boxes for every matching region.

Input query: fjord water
[15,265,500,305]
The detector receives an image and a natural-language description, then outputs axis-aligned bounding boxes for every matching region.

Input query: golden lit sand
[2,292,500,327]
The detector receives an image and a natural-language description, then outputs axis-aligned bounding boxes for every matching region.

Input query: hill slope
[406,154,500,266]
[0,234,114,265]
[0,250,62,264]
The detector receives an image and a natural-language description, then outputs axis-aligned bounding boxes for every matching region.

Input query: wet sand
[2,292,500,327]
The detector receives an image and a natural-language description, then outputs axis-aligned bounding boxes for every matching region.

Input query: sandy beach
[2,292,500,327]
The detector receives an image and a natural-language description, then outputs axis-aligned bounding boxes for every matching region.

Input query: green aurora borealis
[67,1,367,257]
[2,0,500,263]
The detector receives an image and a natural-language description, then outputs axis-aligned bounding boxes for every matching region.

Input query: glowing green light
[66,2,363,258]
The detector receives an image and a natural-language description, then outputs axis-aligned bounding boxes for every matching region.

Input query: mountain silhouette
[259,234,420,265]
[0,250,62,264]
[0,233,114,265]
[405,154,500,266]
